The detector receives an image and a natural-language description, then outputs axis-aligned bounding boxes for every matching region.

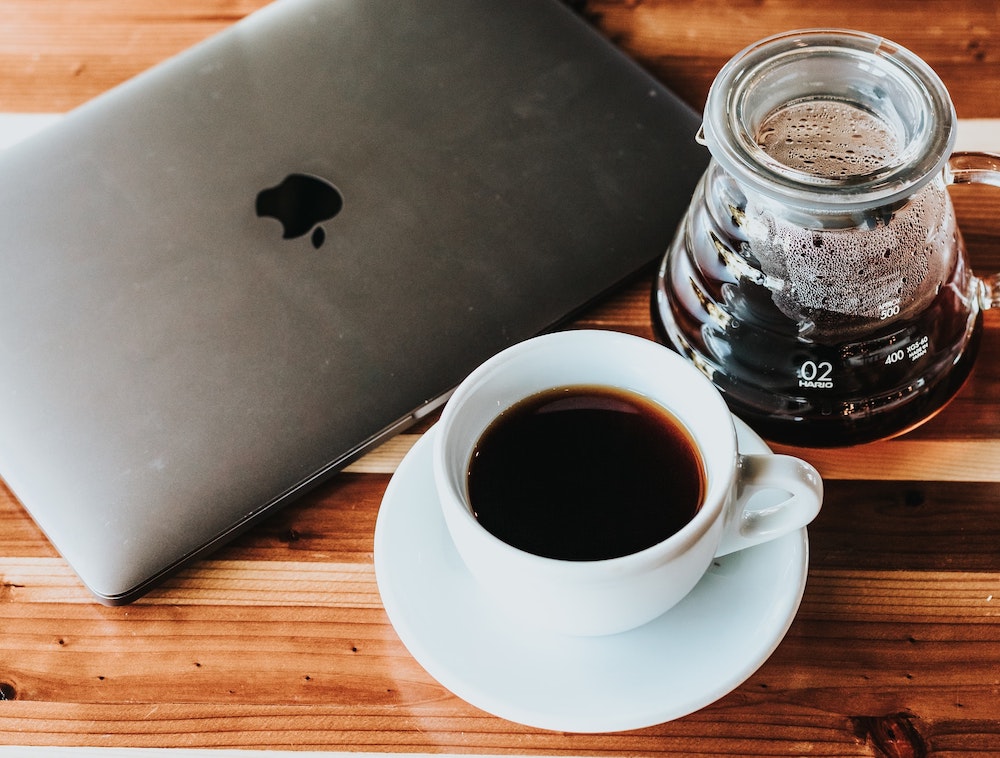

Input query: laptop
[0,0,707,603]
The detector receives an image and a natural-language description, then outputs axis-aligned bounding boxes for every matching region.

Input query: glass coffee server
[653,29,1000,446]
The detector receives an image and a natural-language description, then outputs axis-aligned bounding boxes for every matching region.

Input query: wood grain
[583,0,1000,117]
[0,1,999,755]
[0,1,271,112]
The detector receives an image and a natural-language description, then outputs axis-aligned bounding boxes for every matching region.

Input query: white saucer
[373,419,809,733]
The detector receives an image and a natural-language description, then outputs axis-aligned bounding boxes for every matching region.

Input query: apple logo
[255,173,343,249]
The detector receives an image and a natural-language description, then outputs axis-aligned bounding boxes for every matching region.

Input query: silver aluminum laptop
[0,0,707,603]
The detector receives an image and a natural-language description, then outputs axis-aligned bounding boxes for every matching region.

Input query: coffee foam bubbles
[745,182,956,338]
[756,100,900,178]
[744,99,957,339]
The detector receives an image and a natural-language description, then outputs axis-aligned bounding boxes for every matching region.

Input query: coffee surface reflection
[467,385,704,561]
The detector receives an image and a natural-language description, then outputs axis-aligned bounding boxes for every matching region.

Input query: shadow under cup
[432,330,745,637]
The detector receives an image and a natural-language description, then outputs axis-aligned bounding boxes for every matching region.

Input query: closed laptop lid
[0,0,707,603]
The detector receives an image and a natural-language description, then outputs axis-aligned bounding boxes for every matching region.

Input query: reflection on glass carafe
[653,29,1000,447]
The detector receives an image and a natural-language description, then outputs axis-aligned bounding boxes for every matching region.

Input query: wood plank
[773,439,1000,482]
[0,2,998,754]
[0,567,997,751]
[584,0,1000,117]
[0,1,270,111]
[807,479,1000,572]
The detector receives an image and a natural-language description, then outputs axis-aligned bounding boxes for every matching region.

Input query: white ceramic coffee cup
[433,330,822,636]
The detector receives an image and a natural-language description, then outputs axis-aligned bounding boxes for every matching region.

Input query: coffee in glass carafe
[654,29,1000,446]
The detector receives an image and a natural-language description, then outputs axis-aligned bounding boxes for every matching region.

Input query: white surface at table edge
[954,118,1000,152]
[0,751,535,758]
[0,113,998,152]
[0,115,996,758]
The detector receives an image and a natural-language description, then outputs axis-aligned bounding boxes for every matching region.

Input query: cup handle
[715,453,823,557]
[947,151,1000,310]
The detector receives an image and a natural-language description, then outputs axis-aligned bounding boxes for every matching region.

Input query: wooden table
[1,2,999,754]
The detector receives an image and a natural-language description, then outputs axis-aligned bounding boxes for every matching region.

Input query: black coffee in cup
[466,385,705,561]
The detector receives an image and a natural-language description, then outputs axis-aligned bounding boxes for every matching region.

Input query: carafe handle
[948,151,1000,189]
[946,151,1000,310]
